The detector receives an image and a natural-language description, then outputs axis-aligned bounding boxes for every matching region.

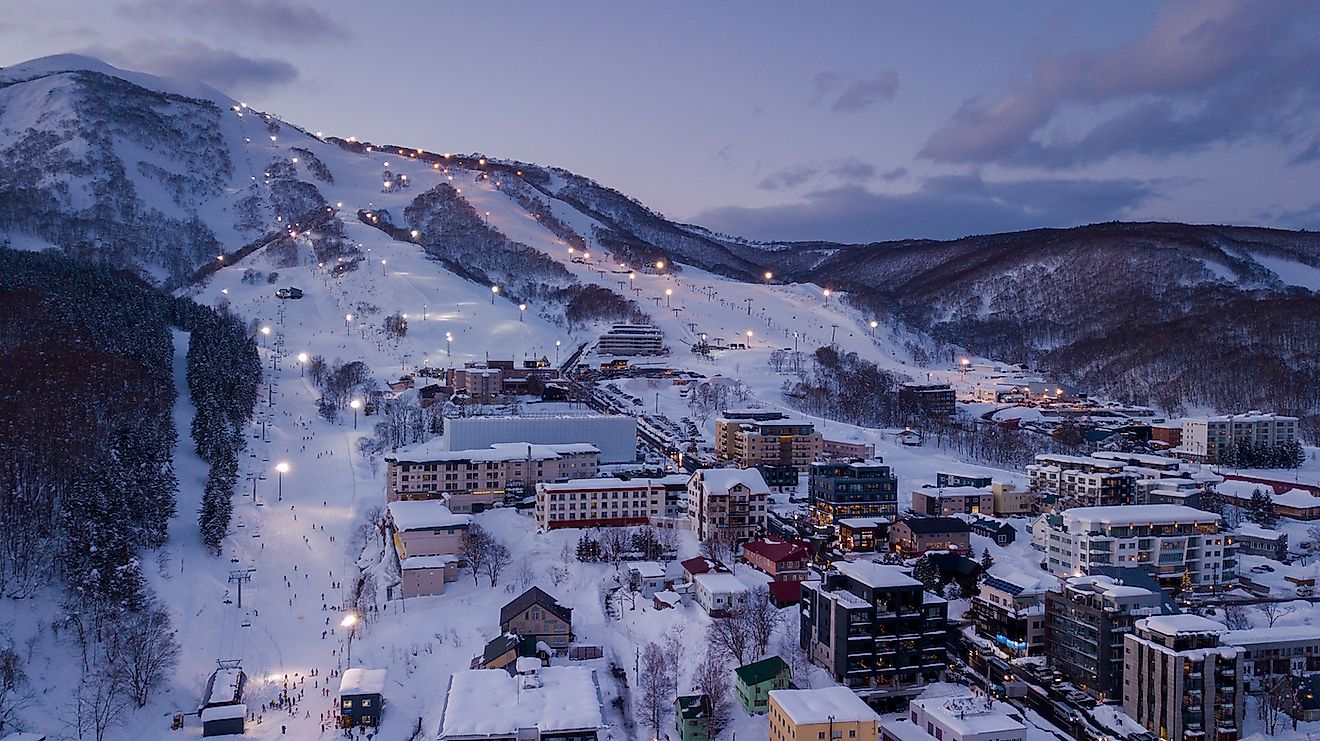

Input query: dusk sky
[5,0,1320,243]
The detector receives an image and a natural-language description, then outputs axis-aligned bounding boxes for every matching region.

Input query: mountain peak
[1,53,235,106]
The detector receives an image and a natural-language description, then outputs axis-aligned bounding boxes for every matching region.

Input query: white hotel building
[1033,505,1235,593]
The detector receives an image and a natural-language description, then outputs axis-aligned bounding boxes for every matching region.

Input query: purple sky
[4,0,1320,243]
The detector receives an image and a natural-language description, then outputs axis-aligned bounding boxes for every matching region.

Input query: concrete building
[715,411,823,470]
[437,666,603,741]
[898,383,956,417]
[1180,412,1300,463]
[823,439,877,460]
[1230,523,1287,560]
[970,572,1049,657]
[742,538,812,582]
[888,517,971,556]
[535,475,687,530]
[935,471,994,489]
[385,441,600,503]
[800,562,948,706]
[1026,454,1134,507]
[688,468,770,542]
[1221,625,1320,692]
[1122,615,1244,741]
[838,518,890,553]
[808,460,898,526]
[1034,505,1236,594]
[1043,574,1172,701]
[770,687,880,741]
[445,414,636,464]
[691,571,751,616]
[386,500,471,598]
[882,693,1026,741]
[911,486,994,517]
[596,324,664,356]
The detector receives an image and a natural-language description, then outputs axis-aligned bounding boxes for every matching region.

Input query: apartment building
[1122,615,1244,741]
[688,468,770,542]
[597,324,664,356]
[385,500,472,597]
[1181,412,1300,463]
[881,694,1026,741]
[911,486,994,517]
[535,474,688,530]
[1026,454,1134,507]
[888,517,971,556]
[1043,574,1172,701]
[1221,625,1320,692]
[1034,505,1235,593]
[1229,523,1287,560]
[898,383,956,417]
[808,460,898,526]
[800,562,948,706]
[715,411,823,470]
[970,572,1049,657]
[769,687,880,741]
[385,441,600,504]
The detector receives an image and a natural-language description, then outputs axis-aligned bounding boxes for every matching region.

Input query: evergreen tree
[980,548,995,572]
[912,556,940,592]
[1248,488,1278,529]
[575,533,601,562]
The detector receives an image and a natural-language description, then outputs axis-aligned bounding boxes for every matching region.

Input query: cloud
[88,40,297,92]
[712,143,734,162]
[1290,140,1320,166]
[119,0,348,42]
[881,167,908,182]
[920,1,1320,168]
[697,174,1157,243]
[831,72,899,112]
[811,70,898,112]
[757,157,877,191]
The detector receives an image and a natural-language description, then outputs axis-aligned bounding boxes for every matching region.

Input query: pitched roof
[734,655,789,686]
[676,694,711,721]
[899,516,971,534]
[681,556,723,575]
[500,586,572,627]
[768,581,803,605]
[481,633,520,666]
[742,538,810,563]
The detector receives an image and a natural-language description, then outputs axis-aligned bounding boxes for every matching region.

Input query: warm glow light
[261,326,271,336]
[519,303,527,311]
[764,271,773,280]
[665,289,673,296]
[297,352,308,363]
[491,285,500,294]
[655,261,665,270]
[276,462,289,474]
[869,320,878,328]
[341,613,358,627]
[349,399,362,410]
[345,313,353,322]
[823,288,831,297]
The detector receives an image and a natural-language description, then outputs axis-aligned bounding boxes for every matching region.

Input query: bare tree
[699,527,736,566]
[636,642,676,739]
[485,539,512,588]
[1260,602,1296,628]
[778,614,812,688]
[70,664,125,741]
[662,625,686,699]
[655,527,680,565]
[0,634,33,736]
[462,525,491,585]
[1257,674,1295,736]
[707,614,753,667]
[691,643,732,740]
[113,602,180,707]
[1221,605,1251,631]
[742,586,786,660]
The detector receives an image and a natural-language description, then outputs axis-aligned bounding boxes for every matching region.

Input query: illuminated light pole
[746,330,754,347]
[655,260,665,271]
[446,332,453,357]
[350,398,362,429]
[342,613,359,665]
[275,462,288,502]
[297,352,308,376]
[869,320,879,329]
[519,303,527,322]
[665,288,673,307]
[764,271,773,282]
[381,258,387,274]
[823,288,832,304]
[260,325,271,348]
[555,340,561,365]
[344,313,353,335]
[491,285,500,304]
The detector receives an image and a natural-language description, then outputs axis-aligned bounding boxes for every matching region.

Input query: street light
[491,285,500,304]
[341,612,359,665]
[555,339,561,364]
[869,320,879,329]
[446,332,453,356]
[344,313,353,334]
[297,351,308,376]
[655,261,665,270]
[519,303,527,322]
[764,271,773,281]
[823,288,832,303]
[350,398,362,429]
[275,462,289,501]
[665,288,673,307]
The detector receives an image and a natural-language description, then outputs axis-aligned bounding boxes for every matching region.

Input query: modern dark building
[898,383,956,417]
[808,460,898,526]
[757,464,800,492]
[935,471,993,489]
[800,561,948,709]
[969,517,1016,545]
[1043,574,1175,702]
[338,668,386,728]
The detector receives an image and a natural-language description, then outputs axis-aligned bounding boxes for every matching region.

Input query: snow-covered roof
[388,440,599,463]
[1234,523,1285,540]
[340,668,387,695]
[980,570,1049,597]
[917,486,991,499]
[770,686,878,725]
[200,703,247,722]
[1216,480,1320,509]
[696,467,769,494]
[401,555,460,570]
[439,667,602,739]
[628,561,665,578]
[911,694,1026,737]
[540,475,688,493]
[693,572,751,594]
[834,561,920,589]
[515,657,541,673]
[387,500,472,531]
[1065,574,1158,599]
[1060,504,1219,530]
[206,667,243,706]
[1223,625,1320,648]
[1140,614,1227,636]
[837,517,889,528]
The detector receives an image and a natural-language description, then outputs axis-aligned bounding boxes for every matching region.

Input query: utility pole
[830,324,839,345]
[744,298,753,316]
[228,569,255,608]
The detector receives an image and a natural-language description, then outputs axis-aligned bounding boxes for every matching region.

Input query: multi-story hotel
[807,460,898,526]
[1026,454,1134,507]
[688,468,770,542]
[715,411,823,470]
[1032,505,1235,593]
[384,441,599,506]
[1180,412,1299,463]
[800,562,948,707]
[535,474,689,530]
[1123,615,1244,741]
[596,324,664,356]
[1043,574,1172,701]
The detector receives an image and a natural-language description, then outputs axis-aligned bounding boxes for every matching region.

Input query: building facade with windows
[1180,412,1299,463]
[385,442,600,503]
[716,411,824,470]
[535,475,687,530]
[688,468,770,542]
[1122,615,1244,741]
[808,460,898,526]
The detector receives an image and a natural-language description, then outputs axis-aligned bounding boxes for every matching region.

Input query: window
[342,700,352,709]
[362,698,372,707]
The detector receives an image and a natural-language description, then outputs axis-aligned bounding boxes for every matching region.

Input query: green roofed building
[734,655,791,714]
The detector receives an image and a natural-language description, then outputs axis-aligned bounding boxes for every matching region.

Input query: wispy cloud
[87,40,298,92]
[119,0,349,42]
[811,70,898,113]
